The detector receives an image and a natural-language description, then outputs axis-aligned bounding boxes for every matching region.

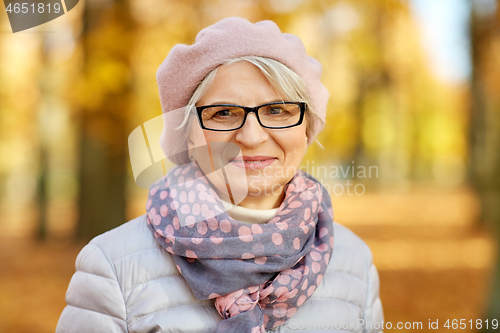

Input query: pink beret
[157,17,329,165]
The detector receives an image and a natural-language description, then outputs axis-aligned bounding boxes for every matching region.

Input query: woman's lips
[230,157,276,170]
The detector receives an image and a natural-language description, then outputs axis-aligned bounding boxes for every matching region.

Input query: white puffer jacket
[56,214,384,333]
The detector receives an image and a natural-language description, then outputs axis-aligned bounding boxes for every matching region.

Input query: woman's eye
[269,107,283,114]
[215,110,232,117]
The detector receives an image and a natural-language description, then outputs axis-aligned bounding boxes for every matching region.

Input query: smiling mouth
[233,159,268,164]
[229,157,277,169]
[231,157,276,163]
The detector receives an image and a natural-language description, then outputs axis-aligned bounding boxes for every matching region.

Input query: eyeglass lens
[200,103,301,130]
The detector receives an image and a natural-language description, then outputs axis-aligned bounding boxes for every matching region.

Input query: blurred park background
[0,0,499,332]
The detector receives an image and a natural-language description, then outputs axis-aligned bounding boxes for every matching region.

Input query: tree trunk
[468,2,500,330]
[76,0,134,241]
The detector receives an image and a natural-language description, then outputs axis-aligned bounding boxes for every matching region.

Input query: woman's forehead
[198,62,285,105]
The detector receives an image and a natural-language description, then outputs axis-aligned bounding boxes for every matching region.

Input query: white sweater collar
[219,199,279,224]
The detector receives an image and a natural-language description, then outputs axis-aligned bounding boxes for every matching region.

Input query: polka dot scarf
[146,161,334,332]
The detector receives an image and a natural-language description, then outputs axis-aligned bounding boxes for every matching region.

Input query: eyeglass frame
[194,101,307,132]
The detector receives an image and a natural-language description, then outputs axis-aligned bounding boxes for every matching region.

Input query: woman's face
[187,61,308,209]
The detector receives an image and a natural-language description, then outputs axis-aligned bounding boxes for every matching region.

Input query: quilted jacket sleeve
[56,242,128,333]
[362,263,384,333]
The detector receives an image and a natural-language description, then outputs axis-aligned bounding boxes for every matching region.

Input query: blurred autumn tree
[468,0,500,329]
[294,0,468,188]
[74,0,135,240]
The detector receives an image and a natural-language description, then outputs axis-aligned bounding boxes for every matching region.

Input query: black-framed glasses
[195,101,306,131]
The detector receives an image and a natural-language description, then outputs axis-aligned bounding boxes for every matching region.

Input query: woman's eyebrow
[204,101,242,106]
[201,99,289,106]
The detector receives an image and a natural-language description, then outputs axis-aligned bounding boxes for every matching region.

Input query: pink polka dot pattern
[170,200,179,210]
[310,251,322,261]
[301,279,308,290]
[277,275,291,285]
[165,225,174,236]
[238,226,252,237]
[319,227,329,239]
[207,217,218,230]
[316,243,328,252]
[251,224,263,234]
[241,253,255,259]
[197,221,207,235]
[181,204,190,214]
[252,243,265,255]
[273,307,287,318]
[192,237,203,245]
[311,200,318,213]
[185,216,195,227]
[150,186,159,196]
[160,204,169,217]
[179,191,187,203]
[145,161,334,332]
[271,233,283,245]
[296,295,307,306]
[275,222,288,230]
[254,256,267,265]
[286,307,297,317]
[307,285,316,297]
[219,219,231,233]
[269,216,280,224]
[188,191,196,203]
[172,217,180,230]
[198,191,206,201]
[239,234,254,243]
[192,203,200,215]
[210,236,224,244]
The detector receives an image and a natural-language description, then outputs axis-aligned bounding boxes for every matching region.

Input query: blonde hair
[176,56,318,144]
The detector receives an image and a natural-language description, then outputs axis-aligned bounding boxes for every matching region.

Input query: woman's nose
[234,113,269,147]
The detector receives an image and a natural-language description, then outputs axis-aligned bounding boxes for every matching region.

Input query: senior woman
[57,17,384,333]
